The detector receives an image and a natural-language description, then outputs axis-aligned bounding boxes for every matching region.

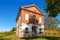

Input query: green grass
[0,33,60,40]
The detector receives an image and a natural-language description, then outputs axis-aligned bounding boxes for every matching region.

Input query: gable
[21,4,44,15]
[24,7,40,13]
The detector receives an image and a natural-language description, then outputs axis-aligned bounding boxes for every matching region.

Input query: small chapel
[16,4,44,37]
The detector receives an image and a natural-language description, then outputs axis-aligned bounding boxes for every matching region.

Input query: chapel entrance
[32,26,37,36]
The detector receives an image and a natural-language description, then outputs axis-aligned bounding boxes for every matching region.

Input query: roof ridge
[21,4,36,8]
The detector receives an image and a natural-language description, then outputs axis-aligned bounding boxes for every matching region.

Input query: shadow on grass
[21,36,60,40]
[43,36,60,40]
[0,36,60,40]
[21,36,39,40]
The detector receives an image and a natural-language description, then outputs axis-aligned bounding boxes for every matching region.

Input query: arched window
[29,15,38,24]
[31,15,36,20]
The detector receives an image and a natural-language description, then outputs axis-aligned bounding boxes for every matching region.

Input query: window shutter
[39,17,41,23]
[25,13,29,20]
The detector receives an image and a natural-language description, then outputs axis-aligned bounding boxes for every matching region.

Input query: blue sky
[0,0,60,32]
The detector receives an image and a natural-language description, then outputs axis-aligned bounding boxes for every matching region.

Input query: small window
[39,28,43,31]
[39,28,43,34]
[25,28,28,33]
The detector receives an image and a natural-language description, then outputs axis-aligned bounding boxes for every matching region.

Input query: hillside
[0,33,60,40]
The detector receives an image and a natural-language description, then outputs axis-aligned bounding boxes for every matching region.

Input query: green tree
[10,27,16,32]
[45,0,60,17]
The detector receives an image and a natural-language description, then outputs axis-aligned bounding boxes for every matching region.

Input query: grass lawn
[0,33,60,40]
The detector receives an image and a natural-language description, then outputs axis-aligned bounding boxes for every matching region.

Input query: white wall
[19,23,44,33]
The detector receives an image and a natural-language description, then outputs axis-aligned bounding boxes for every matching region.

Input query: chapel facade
[16,4,44,37]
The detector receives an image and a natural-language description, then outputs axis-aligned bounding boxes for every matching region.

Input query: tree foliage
[45,0,60,17]
[10,27,16,32]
